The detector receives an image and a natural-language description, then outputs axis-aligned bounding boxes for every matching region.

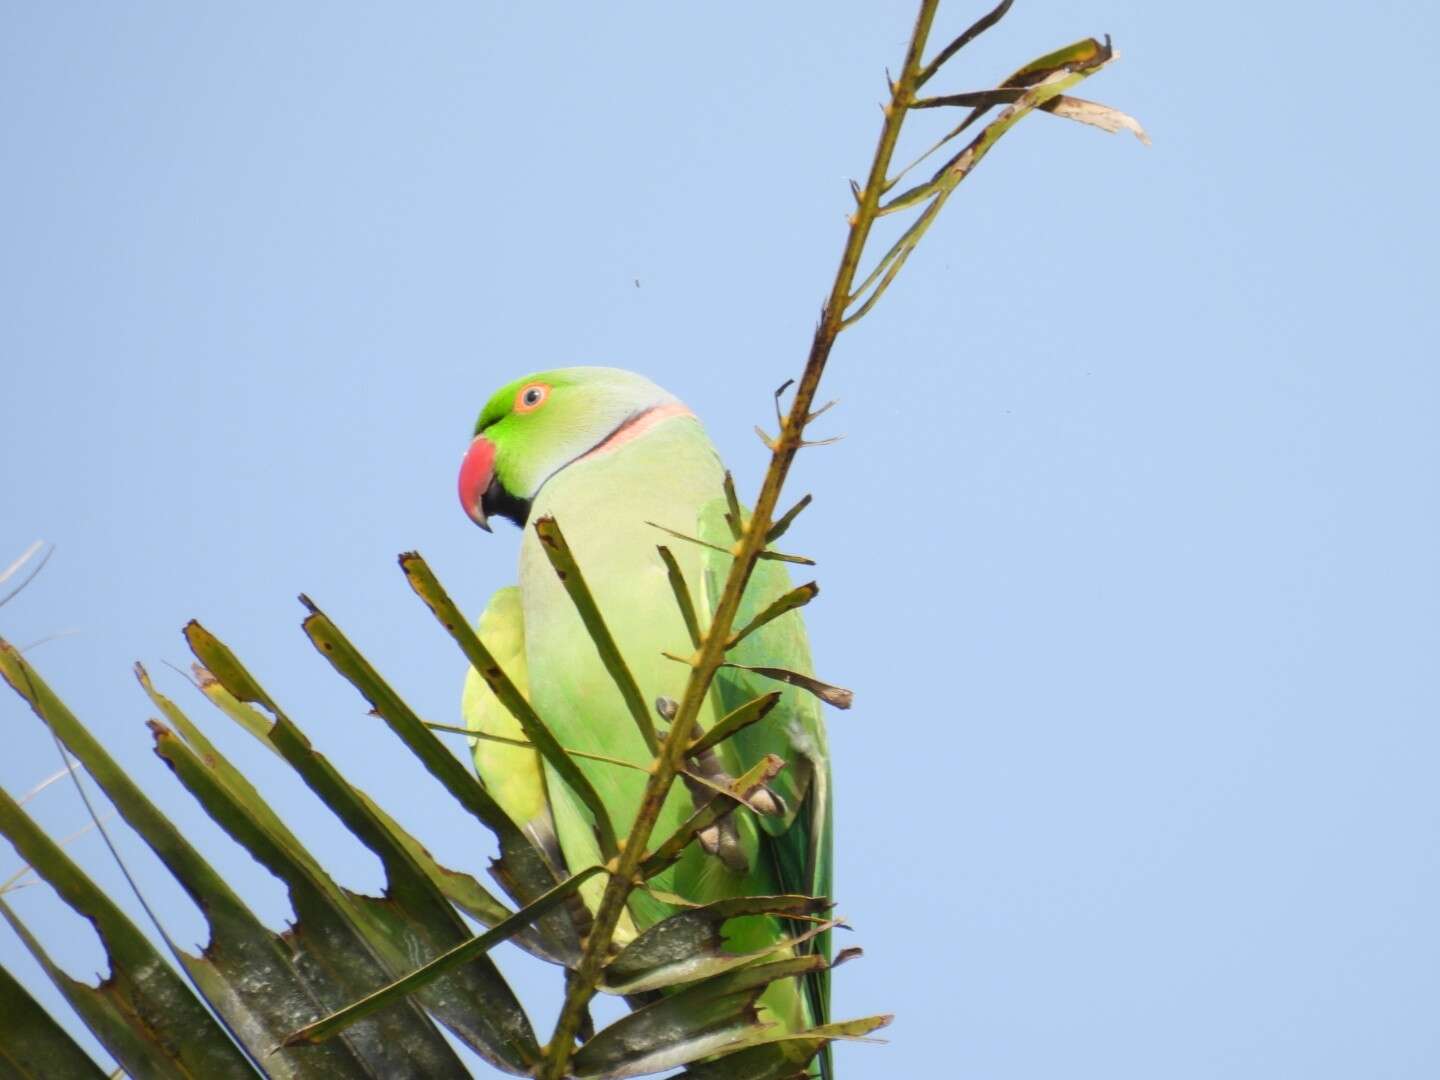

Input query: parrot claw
[683,739,756,874]
[698,820,750,873]
[716,829,750,873]
[747,785,786,818]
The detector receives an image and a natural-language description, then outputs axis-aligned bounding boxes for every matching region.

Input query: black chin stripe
[482,474,532,529]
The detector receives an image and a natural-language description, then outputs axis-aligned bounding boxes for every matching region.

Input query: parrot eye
[516,383,550,412]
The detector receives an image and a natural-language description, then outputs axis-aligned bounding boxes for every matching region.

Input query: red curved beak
[458,435,497,532]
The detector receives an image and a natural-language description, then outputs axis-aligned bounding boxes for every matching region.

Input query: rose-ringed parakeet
[457,367,833,1064]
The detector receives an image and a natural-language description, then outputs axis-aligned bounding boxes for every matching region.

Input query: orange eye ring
[515,382,550,413]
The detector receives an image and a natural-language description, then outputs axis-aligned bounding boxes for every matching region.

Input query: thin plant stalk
[534,3,948,1074]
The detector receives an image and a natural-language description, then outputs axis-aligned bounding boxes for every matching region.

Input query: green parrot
[457,367,833,1060]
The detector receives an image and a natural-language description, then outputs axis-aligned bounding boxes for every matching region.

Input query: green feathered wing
[464,586,630,936]
[463,587,558,863]
[697,498,834,1037]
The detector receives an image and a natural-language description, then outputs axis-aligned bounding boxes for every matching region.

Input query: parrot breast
[516,415,741,915]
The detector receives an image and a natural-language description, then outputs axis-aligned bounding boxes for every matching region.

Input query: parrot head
[458,366,691,531]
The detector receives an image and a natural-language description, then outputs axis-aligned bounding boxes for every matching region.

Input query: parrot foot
[696,818,750,873]
[682,734,756,874]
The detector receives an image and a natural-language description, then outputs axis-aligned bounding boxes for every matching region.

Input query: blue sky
[3,2,1438,1076]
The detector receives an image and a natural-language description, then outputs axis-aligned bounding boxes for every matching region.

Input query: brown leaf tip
[833,946,865,968]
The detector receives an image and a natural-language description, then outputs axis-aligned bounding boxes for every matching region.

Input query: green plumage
[461,368,832,1067]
